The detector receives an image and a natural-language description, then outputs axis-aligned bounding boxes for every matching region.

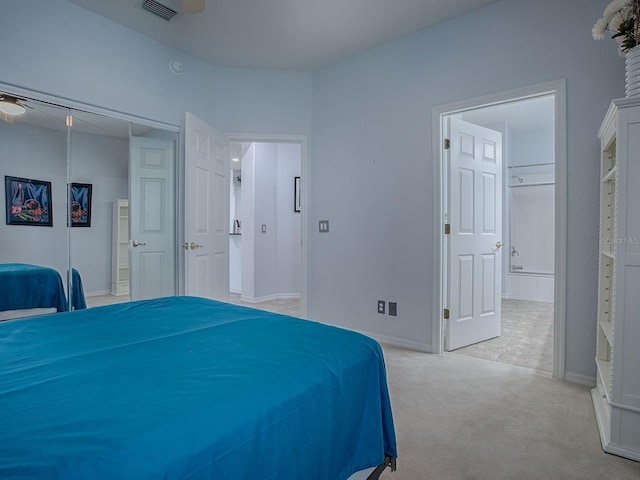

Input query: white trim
[226,133,309,319]
[432,80,567,381]
[85,290,112,298]
[239,293,301,304]
[552,84,568,381]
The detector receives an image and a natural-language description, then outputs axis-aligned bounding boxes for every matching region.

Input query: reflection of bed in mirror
[0,263,86,320]
[0,87,179,308]
[0,296,397,479]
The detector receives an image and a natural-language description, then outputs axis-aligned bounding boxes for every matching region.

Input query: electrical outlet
[377,300,385,314]
[389,302,397,316]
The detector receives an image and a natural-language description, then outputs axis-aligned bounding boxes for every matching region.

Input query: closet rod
[509,181,555,188]
[508,162,554,168]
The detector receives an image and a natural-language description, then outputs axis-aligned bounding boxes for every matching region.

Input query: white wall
[69,132,129,295]
[0,0,220,129]
[1,0,625,380]
[240,143,301,301]
[275,143,302,296]
[0,123,68,279]
[309,0,621,378]
[254,143,278,298]
[512,128,555,167]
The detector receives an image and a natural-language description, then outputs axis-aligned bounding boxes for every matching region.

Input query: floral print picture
[70,183,92,227]
[5,176,53,226]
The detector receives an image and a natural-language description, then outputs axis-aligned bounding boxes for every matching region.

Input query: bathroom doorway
[434,82,565,378]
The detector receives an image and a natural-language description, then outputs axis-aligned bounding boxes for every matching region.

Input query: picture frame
[5,175,53,227]
[294,176,301,213]
[70,183,92,227]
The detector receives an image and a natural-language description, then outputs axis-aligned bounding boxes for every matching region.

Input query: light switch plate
[319,220,329,233]
[261,224,267,233]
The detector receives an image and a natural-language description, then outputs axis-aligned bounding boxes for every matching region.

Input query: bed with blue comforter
[0,296,396,479]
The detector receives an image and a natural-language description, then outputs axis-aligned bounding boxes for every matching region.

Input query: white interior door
[129,136,176,301]
[184,113,230,301]
[446,118,503,350]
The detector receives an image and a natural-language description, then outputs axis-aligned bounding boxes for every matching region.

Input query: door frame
[431,80,567,381]
[226,133,309,319]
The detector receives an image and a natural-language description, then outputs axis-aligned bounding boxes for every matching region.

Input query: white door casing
[184,113,230,301]
[129,136,176,301]
[446,118,503,350]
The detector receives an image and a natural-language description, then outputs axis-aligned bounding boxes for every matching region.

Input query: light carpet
[377,346,640,480]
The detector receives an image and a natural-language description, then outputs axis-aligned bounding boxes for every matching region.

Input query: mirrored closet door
[1,87,178,313]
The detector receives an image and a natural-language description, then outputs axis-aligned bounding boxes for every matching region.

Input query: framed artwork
[5,176,53,226]
[294,176,301,213]
[70,183,92,227]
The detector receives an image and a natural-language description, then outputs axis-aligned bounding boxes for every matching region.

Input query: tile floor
[453,299,554,375]
[228,293,301,317]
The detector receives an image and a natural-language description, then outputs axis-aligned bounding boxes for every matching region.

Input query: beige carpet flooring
[377,346,640,480]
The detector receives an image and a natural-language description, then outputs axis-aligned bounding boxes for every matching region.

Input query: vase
[626,45,640,97]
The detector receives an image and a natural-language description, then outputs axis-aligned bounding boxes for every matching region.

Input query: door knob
[495,241,504,249]
[183,242,204,250]
[131,240,146,247]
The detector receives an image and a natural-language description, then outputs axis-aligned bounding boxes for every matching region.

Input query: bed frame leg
[366,455,396,479]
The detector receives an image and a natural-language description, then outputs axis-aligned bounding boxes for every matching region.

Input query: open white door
[129,136,176,301]
[445,118,503,350]
[184,113,230,301]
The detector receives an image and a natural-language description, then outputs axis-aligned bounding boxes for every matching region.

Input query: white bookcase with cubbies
[111,199,130,296]
[591,98,640,462]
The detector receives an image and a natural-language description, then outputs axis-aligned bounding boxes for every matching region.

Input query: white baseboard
[348,328,432,353]
[85,290,111,298]
[564,371,596,387]
[240,293,301,303]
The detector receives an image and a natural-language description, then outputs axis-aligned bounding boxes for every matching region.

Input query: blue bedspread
[0,296,396,479]
[70,268,86,310]
[0,263,67,312]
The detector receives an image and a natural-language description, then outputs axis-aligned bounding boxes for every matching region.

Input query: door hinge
[444,138,451,150]
[443,308,450,320]
[444,223,451,235]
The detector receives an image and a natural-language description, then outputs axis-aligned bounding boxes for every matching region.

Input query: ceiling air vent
[140,0,178,21]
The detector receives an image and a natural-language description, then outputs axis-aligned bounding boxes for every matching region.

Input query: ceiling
[66,0,498,70]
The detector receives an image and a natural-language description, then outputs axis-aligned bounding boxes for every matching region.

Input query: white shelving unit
[591,98,640,462]
[111,199,130,296]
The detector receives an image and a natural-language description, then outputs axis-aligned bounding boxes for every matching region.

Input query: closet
[0,85,178,308]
